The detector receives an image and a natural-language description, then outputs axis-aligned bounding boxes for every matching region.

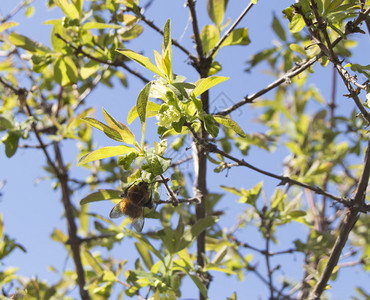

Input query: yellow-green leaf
[221,28,250,47]
[214,115,246,137]
[80,189,122,205]
[54,0,79,19]
[81,117,123,142]
[77,145,136,166]
[83,250,104,274]
[116,49,166,79]
[0,22,18,34]
[54,56,78,86]
[136,82,152,145]
[102,108,137,146]
[289,14,305,33]
[127,101,160,124]
[9,32,51,53]
[192,76,228,97]
[289,43,306,56]
[207,0,228,29]
[83,22,121,29]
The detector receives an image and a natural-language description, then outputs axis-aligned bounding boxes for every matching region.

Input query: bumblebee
[109,182,153,232]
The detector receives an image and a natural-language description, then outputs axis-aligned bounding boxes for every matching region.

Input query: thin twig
[187,0,204,61]
[310,139,370,299]
[214,56,320,116]
[206,2,254,59]
[54,33,149,84]
[0,0,33,23]
[127,6,196,62]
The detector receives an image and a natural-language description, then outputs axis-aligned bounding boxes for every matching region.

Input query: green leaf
[0,116,14,131]
[116,49,165,79]
[0,22,18,34]
[54,56,78,86]
[221,28,250,47]
[102,108,137,146]
[136,82,153,145]
[77,145,136,166]
[203,114,219,138]
[289,14,305,33]
[2,132,20,158]
[163,19,173,82]
[287,210,307,219]
[54,0,79,19]
[272,15,286,41]
[175,265,208,299]
[80,189,122,205]
[9,32,51,54]
[81,117,123,142]
[220,185,243,196]
[135,242,154,269]
[214,115,246,137]
[144,148,171,176]
[239,182,263,206]
[324,0,344,15]
[50,22,67,52]
[127,101,160,124]
[191,216,218,238]
[131,232,165,263]
[120,25,143,41]
[80,60,100,80]
[200,24,220,55]
[289,43,306,56]
[207,0,228,28]
[83,250,104,274]
[163,19,171,50]
[192,76,229,97]
[82,22,121,29]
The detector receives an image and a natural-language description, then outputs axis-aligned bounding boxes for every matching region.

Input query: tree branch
[206,2,254,59]
[54,33,149,84]
[309,139,370,299]
[214,56,320,116]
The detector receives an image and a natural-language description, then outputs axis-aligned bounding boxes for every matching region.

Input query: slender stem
[54,34,149,84]
[187,0,204,61]
[54,143,91,300]
[0,78,90,299]
[129,7,197,62]
[310,139,370,299]
[207,2,254,59]
[215,56,320,116]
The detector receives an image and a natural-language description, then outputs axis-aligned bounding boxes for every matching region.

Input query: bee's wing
[109,202,124,219]
[132,208,144,232]
[132,217,144,232]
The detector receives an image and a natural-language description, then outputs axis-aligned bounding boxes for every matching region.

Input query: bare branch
[206,2,254,59]
[310,139,370,299]
[127,6,197,62]
[54,33,149,84]
[214,56,320,116]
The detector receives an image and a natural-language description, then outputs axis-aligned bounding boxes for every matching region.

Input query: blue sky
[1,1,370,299]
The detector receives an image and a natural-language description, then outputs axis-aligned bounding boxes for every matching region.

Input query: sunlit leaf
[81,117,125,142]
[116,49,165,79]
[0,22,18,34]
[214,115,246,137]
[54,0,79,19]
[289,14,305,33]
[80,189,122,205]
[77,145,136,166]
[221,28,250,47]
[102,108,137,145]
[9,32,51,53]
[83,22,121,29]
[192,76,229,97]
[207,0,228,28]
